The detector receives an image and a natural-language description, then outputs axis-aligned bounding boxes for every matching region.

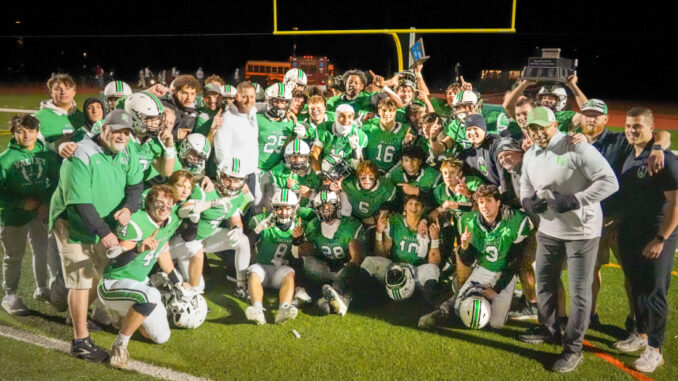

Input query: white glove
[226,226,245,246]
[106,245,124,259]
[211,197,232,211]
[347,133,360,151]
[293,124,307,138]
[178,200,212,219]
[175,284,198,302]
[187,210,201,223]
[254,214,276,234]
[416,234,430,259]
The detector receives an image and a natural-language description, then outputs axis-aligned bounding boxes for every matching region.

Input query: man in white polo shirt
[518,106,618,373]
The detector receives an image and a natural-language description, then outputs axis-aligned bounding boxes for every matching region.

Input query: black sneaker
[508,300,538,320]
[589,313,601,327]
[552,350,583,373]
[518,325,558,344]
[70,337,109,363]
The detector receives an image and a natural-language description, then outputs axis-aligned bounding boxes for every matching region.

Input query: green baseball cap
[581,99,608,115]
[527,106,556,128]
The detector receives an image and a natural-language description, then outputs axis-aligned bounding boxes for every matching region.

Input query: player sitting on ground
[419,184,531,330]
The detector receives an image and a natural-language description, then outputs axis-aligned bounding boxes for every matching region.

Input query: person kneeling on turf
[419,184,531,329]
[244,189,302,325]
[99,185,196,369]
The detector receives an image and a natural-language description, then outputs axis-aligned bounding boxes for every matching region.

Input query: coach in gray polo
[518,107,618,372]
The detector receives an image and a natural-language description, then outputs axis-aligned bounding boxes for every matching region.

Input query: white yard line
[0,107,38,113]
[0,325,211,381]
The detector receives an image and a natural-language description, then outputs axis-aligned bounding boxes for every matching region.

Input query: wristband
[431,239,440,249]
[656,234,666,243]
[168,269,182,285]
[375,232,383,242]
[652,144,662,151]
[292,235,305,246]
[164,146,176,159]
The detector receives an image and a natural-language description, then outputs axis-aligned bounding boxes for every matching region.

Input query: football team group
[0,65,675,374]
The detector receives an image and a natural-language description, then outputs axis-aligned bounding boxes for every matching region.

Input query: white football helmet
[124,92,165,137]
[252,82,265,102]
[537,84,568,112]
[283,68,308,89]
[312,190,341,222]
[452,90,478,120]
[385,263,416,301]
[459,295,491,330]
[178,133,211,175]
[321,154,352,182]
[167,293,208,329]
[264,83,293,119]
[103,80,132,111]
[271,189,299,225]
[216,157,247,197]
[284,138,311,171]
[223,84,237,99]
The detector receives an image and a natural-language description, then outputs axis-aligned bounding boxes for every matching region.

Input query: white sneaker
[275,305,298,324]
[322,285,347,316]
[245,306,267,325]
[2,294,29,316]
[109,341,129,369]
[33,287,50,302]
[633,347,664,373]
[614,333,648,353]
[292,287,312,306]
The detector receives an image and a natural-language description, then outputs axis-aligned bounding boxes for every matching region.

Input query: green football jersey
[385,214,428,266]
[457,210,531,273]
[314,121,368,160]
[481,103,506,133]
[194,107,218,136]
[342,176,396,219]
[127,136,168,182]
[386,164,441,205]
[362,118,409,173]
[189,187,254,240]
[257,112,295,171]
[305,217,364,267]
[556,110,578,133]
[248,212,300,266]
[432,176,482,208]
[298,111,335,146]
[104,209,181,282]
[325,92,377,117]
[430,97,454,120]
[268,162,322,207]
[35,102,85,144]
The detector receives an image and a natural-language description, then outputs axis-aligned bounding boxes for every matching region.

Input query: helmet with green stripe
[265,83,293,119]
[223,84,237,100]
[459,291,491,329]
[312,190,341,222]
[537,83,567,112]
[103,80,132,111]
[271,189,299,225]
[284,68,308,89]
[124,92,166,138]
[385,263,416,301]
[216,156,246,197]
[178,133,211,175]
[451,90,478,120]
[321,154,352,182]
[284,138,311,171]
[252,82,265,102]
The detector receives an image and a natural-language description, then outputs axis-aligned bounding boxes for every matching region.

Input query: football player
[283,68,308,92]
[362,98,409,173]
[258,84,296,172]
[341,160,396,234]
[418,113,460,165]
[419,184,531,330]
[102,80,132,112]
[294,190,365,316]
[194,83,224,137]
[311,104,368,170]
[297,95,335,146]
[35,73,85,156]
[265,138,321,208]
[244,189,302,325]
[386,144,441,211]
[177,133,211,177]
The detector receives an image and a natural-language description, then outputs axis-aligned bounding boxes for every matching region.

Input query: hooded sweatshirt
[72,98,106,142]
[35,100,85,146]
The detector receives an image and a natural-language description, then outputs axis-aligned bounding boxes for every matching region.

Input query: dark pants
[535,232,599,353]
[618,229,676,348]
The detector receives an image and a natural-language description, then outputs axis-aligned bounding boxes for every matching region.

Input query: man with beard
[325,70,401,120]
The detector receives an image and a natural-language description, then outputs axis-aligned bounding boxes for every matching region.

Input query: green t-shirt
[194,107,218,137]
[257,112,295,171]
[35,103,85,144]
[556,110,578,133]
[0,139,60,226]
[494,112,524,139]
[188,187,254,241]
[362,119,409,173]
[458,210,531,273]
[248,212,300,266]
[49,135,143,244]
[342,176,396,219]
[305,217,364,268]
[314,121,368,160]
[104,209,181,282]
[385,214,427,266]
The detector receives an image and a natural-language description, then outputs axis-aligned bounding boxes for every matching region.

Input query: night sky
[1,1,677,100]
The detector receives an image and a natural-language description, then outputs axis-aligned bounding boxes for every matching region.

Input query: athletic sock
[115,333,131,348]
[253,302,263,309]
[280,302,290,309]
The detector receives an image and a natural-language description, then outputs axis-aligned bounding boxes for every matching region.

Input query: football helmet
[166,292,208,329]
[284,138,311,171]
[385,263,416,301]
[312,190,341,222]
[252,82,265,102]
[103,80,132,111]
[178,133,211,175]
[215,157,247,197]
[452,90,478,120]
[124,92,166,137]
[223,84,237,99]
[271,189,299,225]
[537,84,568,112]
[264,83,293,119]
[321,154,352,182]
[283,68,308,89]
[459,295,491,330]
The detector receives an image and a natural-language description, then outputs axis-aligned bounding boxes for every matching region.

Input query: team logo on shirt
[478,157,488,175]
[556,156,567,167]
[637,165,648,179]
[15,158,45,183]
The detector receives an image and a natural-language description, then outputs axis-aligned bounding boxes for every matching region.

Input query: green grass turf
[0,247,677,380]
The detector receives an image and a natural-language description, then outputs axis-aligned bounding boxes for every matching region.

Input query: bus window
[248,65,254,72]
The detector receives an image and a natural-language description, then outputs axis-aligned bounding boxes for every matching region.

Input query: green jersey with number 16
[362,118,409,173]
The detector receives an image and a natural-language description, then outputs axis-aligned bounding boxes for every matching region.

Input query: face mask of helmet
[273,205,296,228]
[321,156,352,182]
[266,98,289,119]
[216,174,245,197]
[285,154,309,171]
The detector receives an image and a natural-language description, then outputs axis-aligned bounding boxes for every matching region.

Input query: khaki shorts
[53,218,109,290]
[596,217,619,268]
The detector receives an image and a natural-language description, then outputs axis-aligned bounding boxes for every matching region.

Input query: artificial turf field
[0,91,677,380]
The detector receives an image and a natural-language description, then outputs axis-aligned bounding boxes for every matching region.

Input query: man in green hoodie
[0,115,60,315]
[35,73,85,157]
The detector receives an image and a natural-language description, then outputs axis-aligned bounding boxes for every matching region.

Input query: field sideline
[0,91,677,380]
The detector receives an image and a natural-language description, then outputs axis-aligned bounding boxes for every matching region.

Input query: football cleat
[1,294,29,316]
[234,285,250,301]
[418,309,449,329]
[245,306,267,325]
[316,297,331,315]
[322,285,348,316]
[32,287,50,302]
[518,325,559,345]
[274,305,298,324]
[109,341,129,369]
[70,337,109,363]
[292,287,312,306]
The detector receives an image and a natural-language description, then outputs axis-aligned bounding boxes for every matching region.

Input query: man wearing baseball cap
[49,109,144,363]
[517,106,619,372]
